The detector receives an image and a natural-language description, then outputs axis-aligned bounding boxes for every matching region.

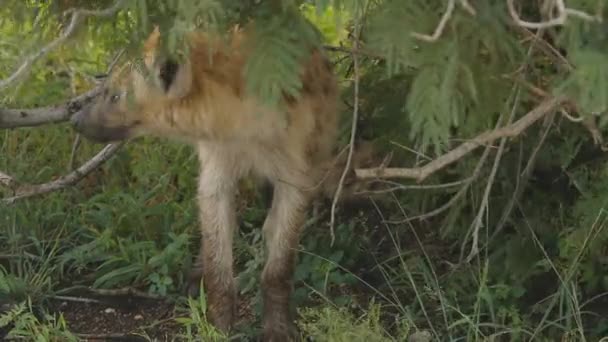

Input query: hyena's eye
[110,93,121,103]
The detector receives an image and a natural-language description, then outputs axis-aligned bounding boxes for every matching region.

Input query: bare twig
[411,0,456,42]
[1,47,124,129]
[88,286,163,300]
[488,112,555,245]
[49,295,102,304]
[329,13,362,245]
[507,0,602,29]
[1,49,132,204]
[353,178,472,195]
[459,0,476,15]
[0,171,18,190]
[2,142,125,204]
[384,119,495,225]
[68,134,82,170]
[0,0,125,91]
[464,90,522,262]
[354,96,566,182]
[0,87,102,128]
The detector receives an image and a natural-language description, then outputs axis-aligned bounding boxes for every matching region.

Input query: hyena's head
[71,26,193,143]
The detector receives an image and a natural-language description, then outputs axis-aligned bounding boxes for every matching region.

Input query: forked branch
[0,0,125,91]
[354,96,566,182]
[507,0,602,29]
[2,142,125,204]
[0,87,102,128]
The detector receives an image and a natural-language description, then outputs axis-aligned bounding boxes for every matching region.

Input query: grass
[2,119,608,341]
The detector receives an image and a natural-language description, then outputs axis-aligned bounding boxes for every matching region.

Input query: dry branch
[354,96,566,182]
[1,48,124,129]
[0,87,102,128]
[0,171,18,190]
[2,142,125,204]
[411,0,456,42]
[330,14,362,245]
[0,0,125,91]
[507,0,601,29]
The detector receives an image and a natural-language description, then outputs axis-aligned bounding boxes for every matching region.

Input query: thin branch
[488,112,555,245]
[0,0,125,91]
[329,13,362,245]
[384,121,495,225]
[87,286,163,300]
[68,134,82,170]
[0,87,102,128]
[353,178,472,195]
[411,0,456,42]
[507,0,601,29]
[464,89,521,262]
[2,142,125,204]
[0,171,18,190]
[0,43,124,129]
[354,96,566,182]
[49,295,102,304]
[459,0,476,15]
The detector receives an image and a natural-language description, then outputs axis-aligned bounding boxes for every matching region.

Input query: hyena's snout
[70,107,135,143]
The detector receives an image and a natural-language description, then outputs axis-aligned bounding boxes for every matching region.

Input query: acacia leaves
[243,13,322,107]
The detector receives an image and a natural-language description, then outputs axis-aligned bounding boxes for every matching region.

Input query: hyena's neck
[145,101,209,141]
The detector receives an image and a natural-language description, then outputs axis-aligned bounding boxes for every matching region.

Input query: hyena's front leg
[188,158,238,333]
[261,181,311,341]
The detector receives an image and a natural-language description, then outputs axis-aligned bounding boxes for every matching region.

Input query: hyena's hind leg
[260,179,312,341]
[187,151,239,333]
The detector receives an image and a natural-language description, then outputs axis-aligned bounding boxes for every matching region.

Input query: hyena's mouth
[70,110,140,143]
[75,124,135,143]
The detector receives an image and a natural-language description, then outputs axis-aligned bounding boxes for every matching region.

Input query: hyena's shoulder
[183,24,338,104]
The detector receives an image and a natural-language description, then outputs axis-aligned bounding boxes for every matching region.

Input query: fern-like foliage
[244,9,323,106]
[556,19,608,119]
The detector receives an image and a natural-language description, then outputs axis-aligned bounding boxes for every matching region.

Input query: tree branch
[354,96,566,182]
[507,0,602,29]
[1,48,123,129]
[411,0,456,42]
[329,9,362,245]
[0,0,125,91]
[0,87,102,128]
[0,171,18,190]
[2,142,125,204]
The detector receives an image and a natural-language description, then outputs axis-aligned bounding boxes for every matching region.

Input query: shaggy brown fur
[72,25,365,341]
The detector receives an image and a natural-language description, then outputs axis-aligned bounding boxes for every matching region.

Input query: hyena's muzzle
[70,102,138,143]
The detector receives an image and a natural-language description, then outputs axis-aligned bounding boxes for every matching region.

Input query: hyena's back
[174,27,341,183]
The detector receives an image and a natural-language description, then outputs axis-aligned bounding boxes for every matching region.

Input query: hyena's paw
[262,318,299,342]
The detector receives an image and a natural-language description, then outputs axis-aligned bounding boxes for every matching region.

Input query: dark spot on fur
[159,59,179,92]
[20,111,27,118]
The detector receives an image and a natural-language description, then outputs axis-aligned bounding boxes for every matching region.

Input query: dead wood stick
[354,96,565,182]
[2,142,125,204]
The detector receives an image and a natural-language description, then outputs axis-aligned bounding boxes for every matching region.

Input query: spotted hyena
[71,25,351,341]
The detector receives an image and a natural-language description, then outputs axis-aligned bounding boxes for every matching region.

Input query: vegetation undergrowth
[2,0,608,341]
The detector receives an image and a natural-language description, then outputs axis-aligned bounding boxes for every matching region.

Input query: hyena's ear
[143,25,161,69]
[141,25,193,99]
[158,58,192,99]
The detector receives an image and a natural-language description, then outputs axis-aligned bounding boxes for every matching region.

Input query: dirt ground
[49,294,179,341]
